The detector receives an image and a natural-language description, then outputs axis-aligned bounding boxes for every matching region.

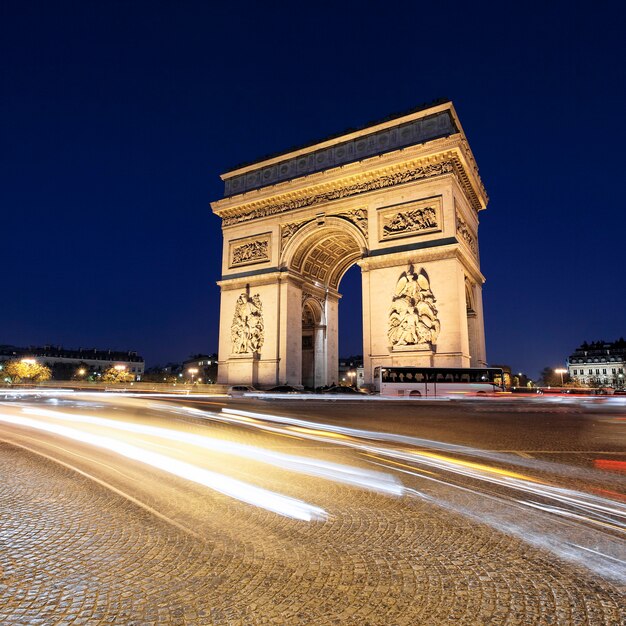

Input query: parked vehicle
[265,385,303,394]
[227,385,259,396]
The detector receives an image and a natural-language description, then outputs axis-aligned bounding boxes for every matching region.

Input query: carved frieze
[338,208,368,237]
[388,265,440,349]
[456,212,477,256]
[378,197,441,242]
[222,160,454,227]
[229,233,271,268]
[231,292,264,354]
[281,220,310,249]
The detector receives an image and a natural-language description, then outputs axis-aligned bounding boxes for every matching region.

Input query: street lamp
[187,367,198,384]
[348,370,356,388]
[555,368,567,386]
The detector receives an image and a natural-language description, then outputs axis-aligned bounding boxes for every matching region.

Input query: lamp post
[555,368,567,386]
[348,370,356,388]
[187,367,198,385]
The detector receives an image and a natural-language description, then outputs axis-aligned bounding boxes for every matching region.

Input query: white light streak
[0,411,326,521]
[19,407,403,496]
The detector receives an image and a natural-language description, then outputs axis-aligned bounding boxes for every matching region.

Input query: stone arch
[301,297,326,388]
[281,217,368,290]
[302,294,324,326]
[213,101,489,386]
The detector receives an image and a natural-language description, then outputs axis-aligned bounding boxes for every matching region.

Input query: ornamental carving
[302,291,326,309]
[280,209,367,250]
[231,292,264,354]
[281,220,310,248]
[388,266,440,348]
[456,212,477,255]
[378,197,441,242]
[339,208,368,236]
[229,233,271,268]
[222,160,454,226]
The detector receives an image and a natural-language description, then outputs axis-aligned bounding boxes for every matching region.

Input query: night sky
[1,1,624,378]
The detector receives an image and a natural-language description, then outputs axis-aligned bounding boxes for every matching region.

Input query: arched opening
[301,298,324,388]
[281,219,367,388]
[337,264,363,384]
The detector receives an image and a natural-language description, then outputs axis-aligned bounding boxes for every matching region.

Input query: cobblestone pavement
[0,395,625,625]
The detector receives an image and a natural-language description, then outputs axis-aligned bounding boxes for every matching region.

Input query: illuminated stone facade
[567,340,626,388]
[212,101,489,386]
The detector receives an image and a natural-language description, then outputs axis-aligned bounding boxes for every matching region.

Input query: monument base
[226,353,259,386]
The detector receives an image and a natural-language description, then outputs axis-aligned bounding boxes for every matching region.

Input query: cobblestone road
[0,396,624,625]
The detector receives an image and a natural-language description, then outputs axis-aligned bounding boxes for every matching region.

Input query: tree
[538,367,568,387]
[101,366,135,383]
[3,359,52,383]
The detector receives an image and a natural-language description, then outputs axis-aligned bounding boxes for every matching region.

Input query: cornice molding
[213,148,485,227]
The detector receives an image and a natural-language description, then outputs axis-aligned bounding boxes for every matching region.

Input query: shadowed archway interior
[289,227,363,290]
[287,224,365,388]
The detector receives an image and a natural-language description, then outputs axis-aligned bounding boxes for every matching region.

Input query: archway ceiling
[292,231,361,290]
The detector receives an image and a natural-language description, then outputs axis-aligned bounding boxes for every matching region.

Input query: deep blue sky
[1,1,624,377]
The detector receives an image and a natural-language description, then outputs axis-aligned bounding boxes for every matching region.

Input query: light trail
[366,457,626,585]
[220,406,626,486]
[19,407,404,496]
[0,410,326,522]
[218,407,626,583]
[2,392,624,583]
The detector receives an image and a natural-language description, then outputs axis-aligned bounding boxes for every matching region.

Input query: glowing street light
[21,358,36,365]
[114,364,126,371]
[187,367,199,384]
[555,368,567,386]
[348,370,356,388]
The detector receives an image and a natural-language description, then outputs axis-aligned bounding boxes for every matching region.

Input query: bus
[373,366,505,397]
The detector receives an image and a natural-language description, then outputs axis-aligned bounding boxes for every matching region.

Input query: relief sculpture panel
[456,211,478,256]
[229,233,271,268]
[388,265,440,349]
[378,197,441,242]
[231,292,264,354]
[280,220,308,249]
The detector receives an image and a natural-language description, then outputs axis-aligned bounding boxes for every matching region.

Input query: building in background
[338,356,364,388]
[567,339,625,388]
[0,345,145,380]
[181,354,218,384]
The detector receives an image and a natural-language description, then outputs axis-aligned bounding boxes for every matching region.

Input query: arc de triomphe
[211,100,489,387]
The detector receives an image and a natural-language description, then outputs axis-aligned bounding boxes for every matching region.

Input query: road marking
[515,451,534,459]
